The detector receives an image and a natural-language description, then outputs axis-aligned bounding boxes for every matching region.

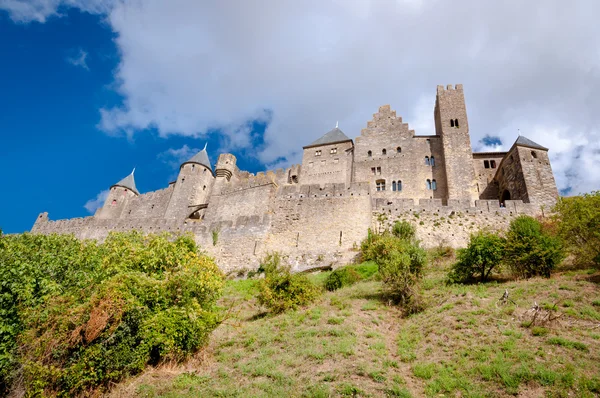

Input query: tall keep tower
[434,84,478,203]
[97,170,139,219]
[164,146,215,219]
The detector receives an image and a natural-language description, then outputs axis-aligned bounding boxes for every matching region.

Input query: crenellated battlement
[30,84,558,273]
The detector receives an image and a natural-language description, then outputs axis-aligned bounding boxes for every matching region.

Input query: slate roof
[303,127,352,149]
[514,136,548,151]
[183,147,212,171]
[112,170,139,195]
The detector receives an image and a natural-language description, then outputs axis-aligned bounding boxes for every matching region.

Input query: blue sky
[1,1,600,233]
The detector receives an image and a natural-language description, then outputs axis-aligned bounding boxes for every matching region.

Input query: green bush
[392,221,416,242]
[324,267,362,291]
[504,216,565,278]
[257,254,320,313]
[352,261,379,280]
[448,231,505,283]
[0,232,224,396]
[361,234,426,308]
[553,191,600,268]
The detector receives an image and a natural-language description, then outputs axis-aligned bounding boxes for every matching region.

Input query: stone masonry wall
[373,198,540,248]
[301,141,354,186]
[354,105,447,201]
[473,152,506,200]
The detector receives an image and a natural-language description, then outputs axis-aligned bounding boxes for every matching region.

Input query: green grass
[109,261,600,398]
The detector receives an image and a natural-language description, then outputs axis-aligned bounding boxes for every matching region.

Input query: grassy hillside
[110,259,600,397]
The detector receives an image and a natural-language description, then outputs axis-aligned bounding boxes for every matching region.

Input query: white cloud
[157,144,200,169]
[66,48,89,70]
[83,189,108,214]
[0,0,114,23]
[2,0,600,193]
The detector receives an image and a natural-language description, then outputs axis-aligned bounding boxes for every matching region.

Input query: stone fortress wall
[31,85,560,272]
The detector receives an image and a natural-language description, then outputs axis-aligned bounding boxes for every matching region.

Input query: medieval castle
[32,85,559,271]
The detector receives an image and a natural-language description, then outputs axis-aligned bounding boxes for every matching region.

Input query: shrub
[448,231,505,283]
[392,221,416,242]
[362,234,426,308]
[257,254,320,313]
[553,192,600,268]
[324,267,362,291]
[430,244,455,263]
[504,216,565,278]
[0,232,224,396]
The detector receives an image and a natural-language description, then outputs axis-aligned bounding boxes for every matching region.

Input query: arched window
[432,179,437,190]
[484,160,490,169]
[531,151,537,159]
[367,150,372,157]
[425,156,430,165]
[450,119,454,127]
[382,148,387,155]
[111,199,117,206]
[392,181,397,191]
[376,179,386,191]
[397,180,402,191]
[396,147,401,153]
[430,156,435,166]
[426,179,432,190]
[455,119,459,128]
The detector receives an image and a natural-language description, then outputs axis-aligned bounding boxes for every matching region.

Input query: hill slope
[110,261,600,397]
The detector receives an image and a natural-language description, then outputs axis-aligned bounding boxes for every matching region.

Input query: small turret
[164,144,216,219]
[215,153,236,181]
[96,169,139,219]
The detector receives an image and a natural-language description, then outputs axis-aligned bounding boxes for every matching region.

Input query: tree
[449,231,505,283]
[553,191,600,268]
[504,216,565,278]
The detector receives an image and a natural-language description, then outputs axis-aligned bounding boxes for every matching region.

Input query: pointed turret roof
[514,136,548,151]
[303,126,352,149]
[182,144,212,171]
[112,169,139,195]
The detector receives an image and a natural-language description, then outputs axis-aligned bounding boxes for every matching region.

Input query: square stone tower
[434,84,478,204]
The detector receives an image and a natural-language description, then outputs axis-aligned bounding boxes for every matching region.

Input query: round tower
[164,145,216,219]
[97,170,140,219]
[215,153,237,181]
[212,153,237,197]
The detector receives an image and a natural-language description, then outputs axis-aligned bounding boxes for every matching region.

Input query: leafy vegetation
[0,231,224,396]
[504,216,565,278]
[256,253,321,313]
[324,266,362,291]
[553,191,600,268]
[448,231,505,283]
[392,220,416,241]
[361,228,426,310]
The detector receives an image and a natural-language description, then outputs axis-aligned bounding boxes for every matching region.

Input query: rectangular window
[371,167,376,175]
[321,160,326,165]
[376,179,386,191]
[309,162,314,168]
[490,160,497,168]
[484,160,490,169]
[377,167,381,175]
[333,158,339,164]
[330,147,337,154]
[315,150,322,156]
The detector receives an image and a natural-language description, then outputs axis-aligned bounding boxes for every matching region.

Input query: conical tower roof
[303,125,352,149]
[183,144,212,171]
[112,169,139,195]
[514,135,548,151]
